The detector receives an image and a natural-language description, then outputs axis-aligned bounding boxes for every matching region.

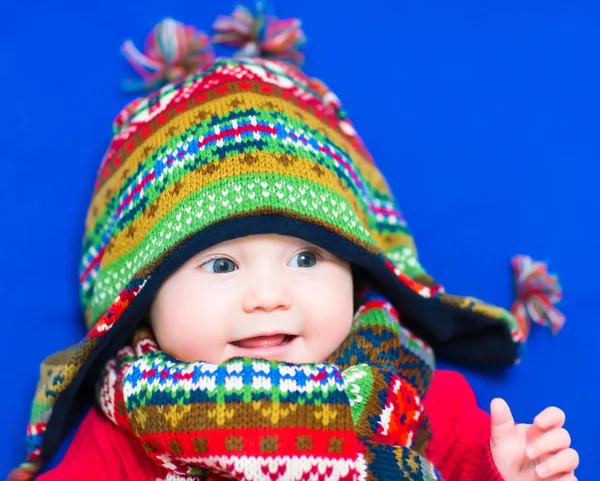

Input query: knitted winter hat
[11,8,564,479]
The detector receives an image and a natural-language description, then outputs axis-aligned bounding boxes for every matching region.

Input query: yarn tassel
[121,18,214,92]
[510,255,565,339]
[213,2,306,65]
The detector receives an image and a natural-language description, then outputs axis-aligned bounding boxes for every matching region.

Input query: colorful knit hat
[11,7,564,479]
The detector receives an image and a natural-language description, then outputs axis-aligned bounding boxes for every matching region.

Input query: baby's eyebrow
[302,244,332,258]
[188,250,223,263]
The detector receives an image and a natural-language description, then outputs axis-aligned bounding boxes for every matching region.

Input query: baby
[148,233,578,481]
[9,15,578,481]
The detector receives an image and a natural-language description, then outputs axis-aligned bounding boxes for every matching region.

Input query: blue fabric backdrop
[1,1,598,480]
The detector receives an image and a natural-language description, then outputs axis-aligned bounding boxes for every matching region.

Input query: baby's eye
[201,258,238,273]
[288,251,319,268]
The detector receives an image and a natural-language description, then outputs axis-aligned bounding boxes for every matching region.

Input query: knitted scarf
[97,289,442,481]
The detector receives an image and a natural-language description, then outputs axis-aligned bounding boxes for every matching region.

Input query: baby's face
[150,234,354,364]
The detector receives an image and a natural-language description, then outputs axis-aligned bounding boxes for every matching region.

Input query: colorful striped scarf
[97,289,441,480]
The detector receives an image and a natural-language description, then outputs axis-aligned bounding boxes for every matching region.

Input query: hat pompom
[213,2,306,65]
[121,18,214,92]
[510,254,565,339]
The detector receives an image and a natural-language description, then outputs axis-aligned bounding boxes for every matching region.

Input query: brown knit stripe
[393,448,423,475]
[377,232,416,252]
[396,367,432,401]
[100,152,369,266]
[93,80,379,193]
[35,337,97,403]
[87,85,389,231]
[396,349,433,397]
[440,293,507,318]
[328,324,400,371]
[127,401,354,434]
[412,273,436,288]
[411,417,432,453]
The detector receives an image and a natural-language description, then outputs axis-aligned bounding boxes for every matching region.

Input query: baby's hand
[489,398,579,481]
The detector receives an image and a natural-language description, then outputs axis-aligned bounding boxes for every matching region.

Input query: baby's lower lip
[232,334,295,349]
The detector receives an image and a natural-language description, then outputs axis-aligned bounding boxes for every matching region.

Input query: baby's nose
[242,279,293,313]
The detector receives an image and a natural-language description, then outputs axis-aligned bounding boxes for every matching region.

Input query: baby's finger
[490,398,516,442]
[535,448,579,479]
[526,428,571,459]
[534,407,566,431]
[555,475,577,481]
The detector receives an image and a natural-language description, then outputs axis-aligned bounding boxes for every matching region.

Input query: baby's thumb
[490,398,515,442]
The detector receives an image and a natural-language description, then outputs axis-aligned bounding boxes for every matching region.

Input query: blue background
[1,1,598,480]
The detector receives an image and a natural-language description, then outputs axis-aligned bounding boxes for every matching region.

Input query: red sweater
[38,370,504,481]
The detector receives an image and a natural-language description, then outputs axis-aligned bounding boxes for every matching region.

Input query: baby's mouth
[231,334,296,349]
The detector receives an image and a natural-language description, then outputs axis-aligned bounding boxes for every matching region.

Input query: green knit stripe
[385,245,426,279]
[353,309,401,335]
[341,364,374,427]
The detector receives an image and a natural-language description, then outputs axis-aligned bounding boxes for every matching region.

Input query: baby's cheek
[306,311,354,362]
[157,321,227,363]
[329,315,354,345]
